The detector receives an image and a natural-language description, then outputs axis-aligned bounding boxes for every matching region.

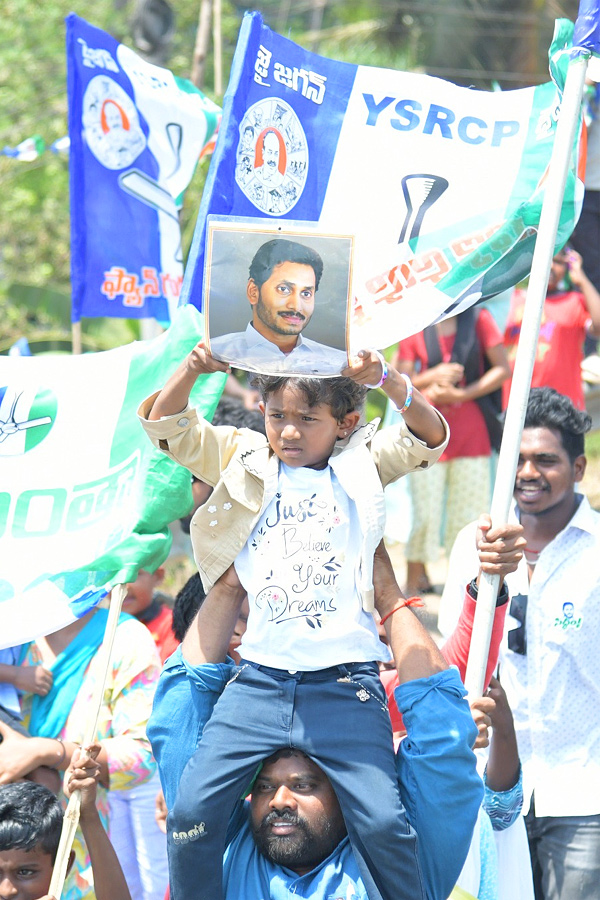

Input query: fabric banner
[67,14,221,323]
[182,13,585,351]
[0,306,225,649]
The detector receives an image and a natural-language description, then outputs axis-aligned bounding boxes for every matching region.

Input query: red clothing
[397,308,503,460]
[145,604,178,664]
[503,288,589,410]
[381,588,509,733]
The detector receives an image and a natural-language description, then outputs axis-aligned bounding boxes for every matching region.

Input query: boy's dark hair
[172,572,207,642]
[249,239,323,291]
[0,782,62,860]
[524,387,591,462]
[251,375,367,423]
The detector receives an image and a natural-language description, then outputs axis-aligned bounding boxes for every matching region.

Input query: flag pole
[48,584,126,900]
[464,20,596,697]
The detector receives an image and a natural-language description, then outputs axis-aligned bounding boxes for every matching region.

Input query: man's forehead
[520,426,566,456]
[260,751,324,779]
[270,260,316,285]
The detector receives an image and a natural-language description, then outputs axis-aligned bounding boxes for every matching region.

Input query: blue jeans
[168,660,423,900]
[526,806,600,900]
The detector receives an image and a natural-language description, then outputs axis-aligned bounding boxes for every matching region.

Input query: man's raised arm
[373,542,482,900]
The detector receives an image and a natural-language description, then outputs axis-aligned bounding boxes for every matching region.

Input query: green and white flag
[0,305,225,649]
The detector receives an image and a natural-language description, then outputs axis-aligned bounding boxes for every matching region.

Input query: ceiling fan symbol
[0,391,52,444]
[398,174,449,244]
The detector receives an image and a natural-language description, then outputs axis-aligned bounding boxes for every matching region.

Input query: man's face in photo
[248,260,316,340]
[261,131,280,182]
[250,751,346,875]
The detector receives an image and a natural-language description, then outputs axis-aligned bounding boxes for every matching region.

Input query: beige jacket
[139,392,449,609]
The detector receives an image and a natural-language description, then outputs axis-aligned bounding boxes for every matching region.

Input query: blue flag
[183,13,585,350]
[67,14,220,323]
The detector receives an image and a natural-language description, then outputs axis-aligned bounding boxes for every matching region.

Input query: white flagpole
[48,584,126,899]
[464,50,590,698]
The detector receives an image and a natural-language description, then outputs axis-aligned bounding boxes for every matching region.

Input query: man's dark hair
[212,395,266,435]
[524,387,591,462]
[0,782,62,861]
[172,572,206,643]
[251,375,367,423]
[249,240,324,291]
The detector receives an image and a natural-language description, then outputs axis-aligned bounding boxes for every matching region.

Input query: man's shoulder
[209,331,249,353]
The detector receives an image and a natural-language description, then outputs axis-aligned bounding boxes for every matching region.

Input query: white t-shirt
[235,463,388,670]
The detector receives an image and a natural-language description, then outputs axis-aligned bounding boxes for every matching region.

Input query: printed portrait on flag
[205,220,352,375]
[181,13,584,351]
[67,14,221,323]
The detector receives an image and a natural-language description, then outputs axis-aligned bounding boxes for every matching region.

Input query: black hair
[172,572,206,643]
[524,387,591,462]
[248,239,324,291]
[0,782,62,861]
[251,375,367,423]
[211,395,266,435]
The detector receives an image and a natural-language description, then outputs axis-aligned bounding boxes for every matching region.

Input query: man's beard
[252,809,345,871]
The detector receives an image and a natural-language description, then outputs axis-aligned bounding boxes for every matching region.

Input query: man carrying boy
[148,548,483,900]
[139,345,450,900]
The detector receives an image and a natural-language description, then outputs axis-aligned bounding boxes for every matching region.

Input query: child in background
[123,569,178,665]
[0,743,132,900]
[140,343,448,900]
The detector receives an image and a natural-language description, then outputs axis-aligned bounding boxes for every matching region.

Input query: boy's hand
[65,743,102,813]
[475,515,525,581]
[469,695,494,749]
[485,675,515,739]
[341,349,386,386]
[14,664,53,696]
[186,341,231,376]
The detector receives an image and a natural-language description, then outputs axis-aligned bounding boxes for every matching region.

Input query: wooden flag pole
[213,0,223,99]
[48,584,127,899]
[464,50,590,698]
[71,321,82,355]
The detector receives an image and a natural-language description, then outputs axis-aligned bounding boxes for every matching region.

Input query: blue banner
[183,13,584,351]
[67,14,220,322]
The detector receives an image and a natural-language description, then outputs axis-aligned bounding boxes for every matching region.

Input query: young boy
[139,345,448,900]
[0,744,131,900]
[123,568,178,665]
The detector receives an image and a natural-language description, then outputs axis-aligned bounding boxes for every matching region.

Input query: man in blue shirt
[149,547,483,900]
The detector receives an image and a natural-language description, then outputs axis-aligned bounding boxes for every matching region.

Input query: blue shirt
[149,651,481,900]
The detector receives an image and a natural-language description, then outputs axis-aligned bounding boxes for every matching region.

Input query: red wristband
[379,596,424,626]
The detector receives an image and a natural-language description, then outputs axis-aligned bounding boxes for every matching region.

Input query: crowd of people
[1,238,599,900]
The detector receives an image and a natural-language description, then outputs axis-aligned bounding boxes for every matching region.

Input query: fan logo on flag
[235,98,308,215]
[82,76,147,170]
[0,386,57,456]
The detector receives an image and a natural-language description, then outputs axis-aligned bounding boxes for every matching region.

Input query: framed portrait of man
[204,218,353,376]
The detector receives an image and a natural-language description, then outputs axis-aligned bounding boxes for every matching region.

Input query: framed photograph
[204,218,353,376]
